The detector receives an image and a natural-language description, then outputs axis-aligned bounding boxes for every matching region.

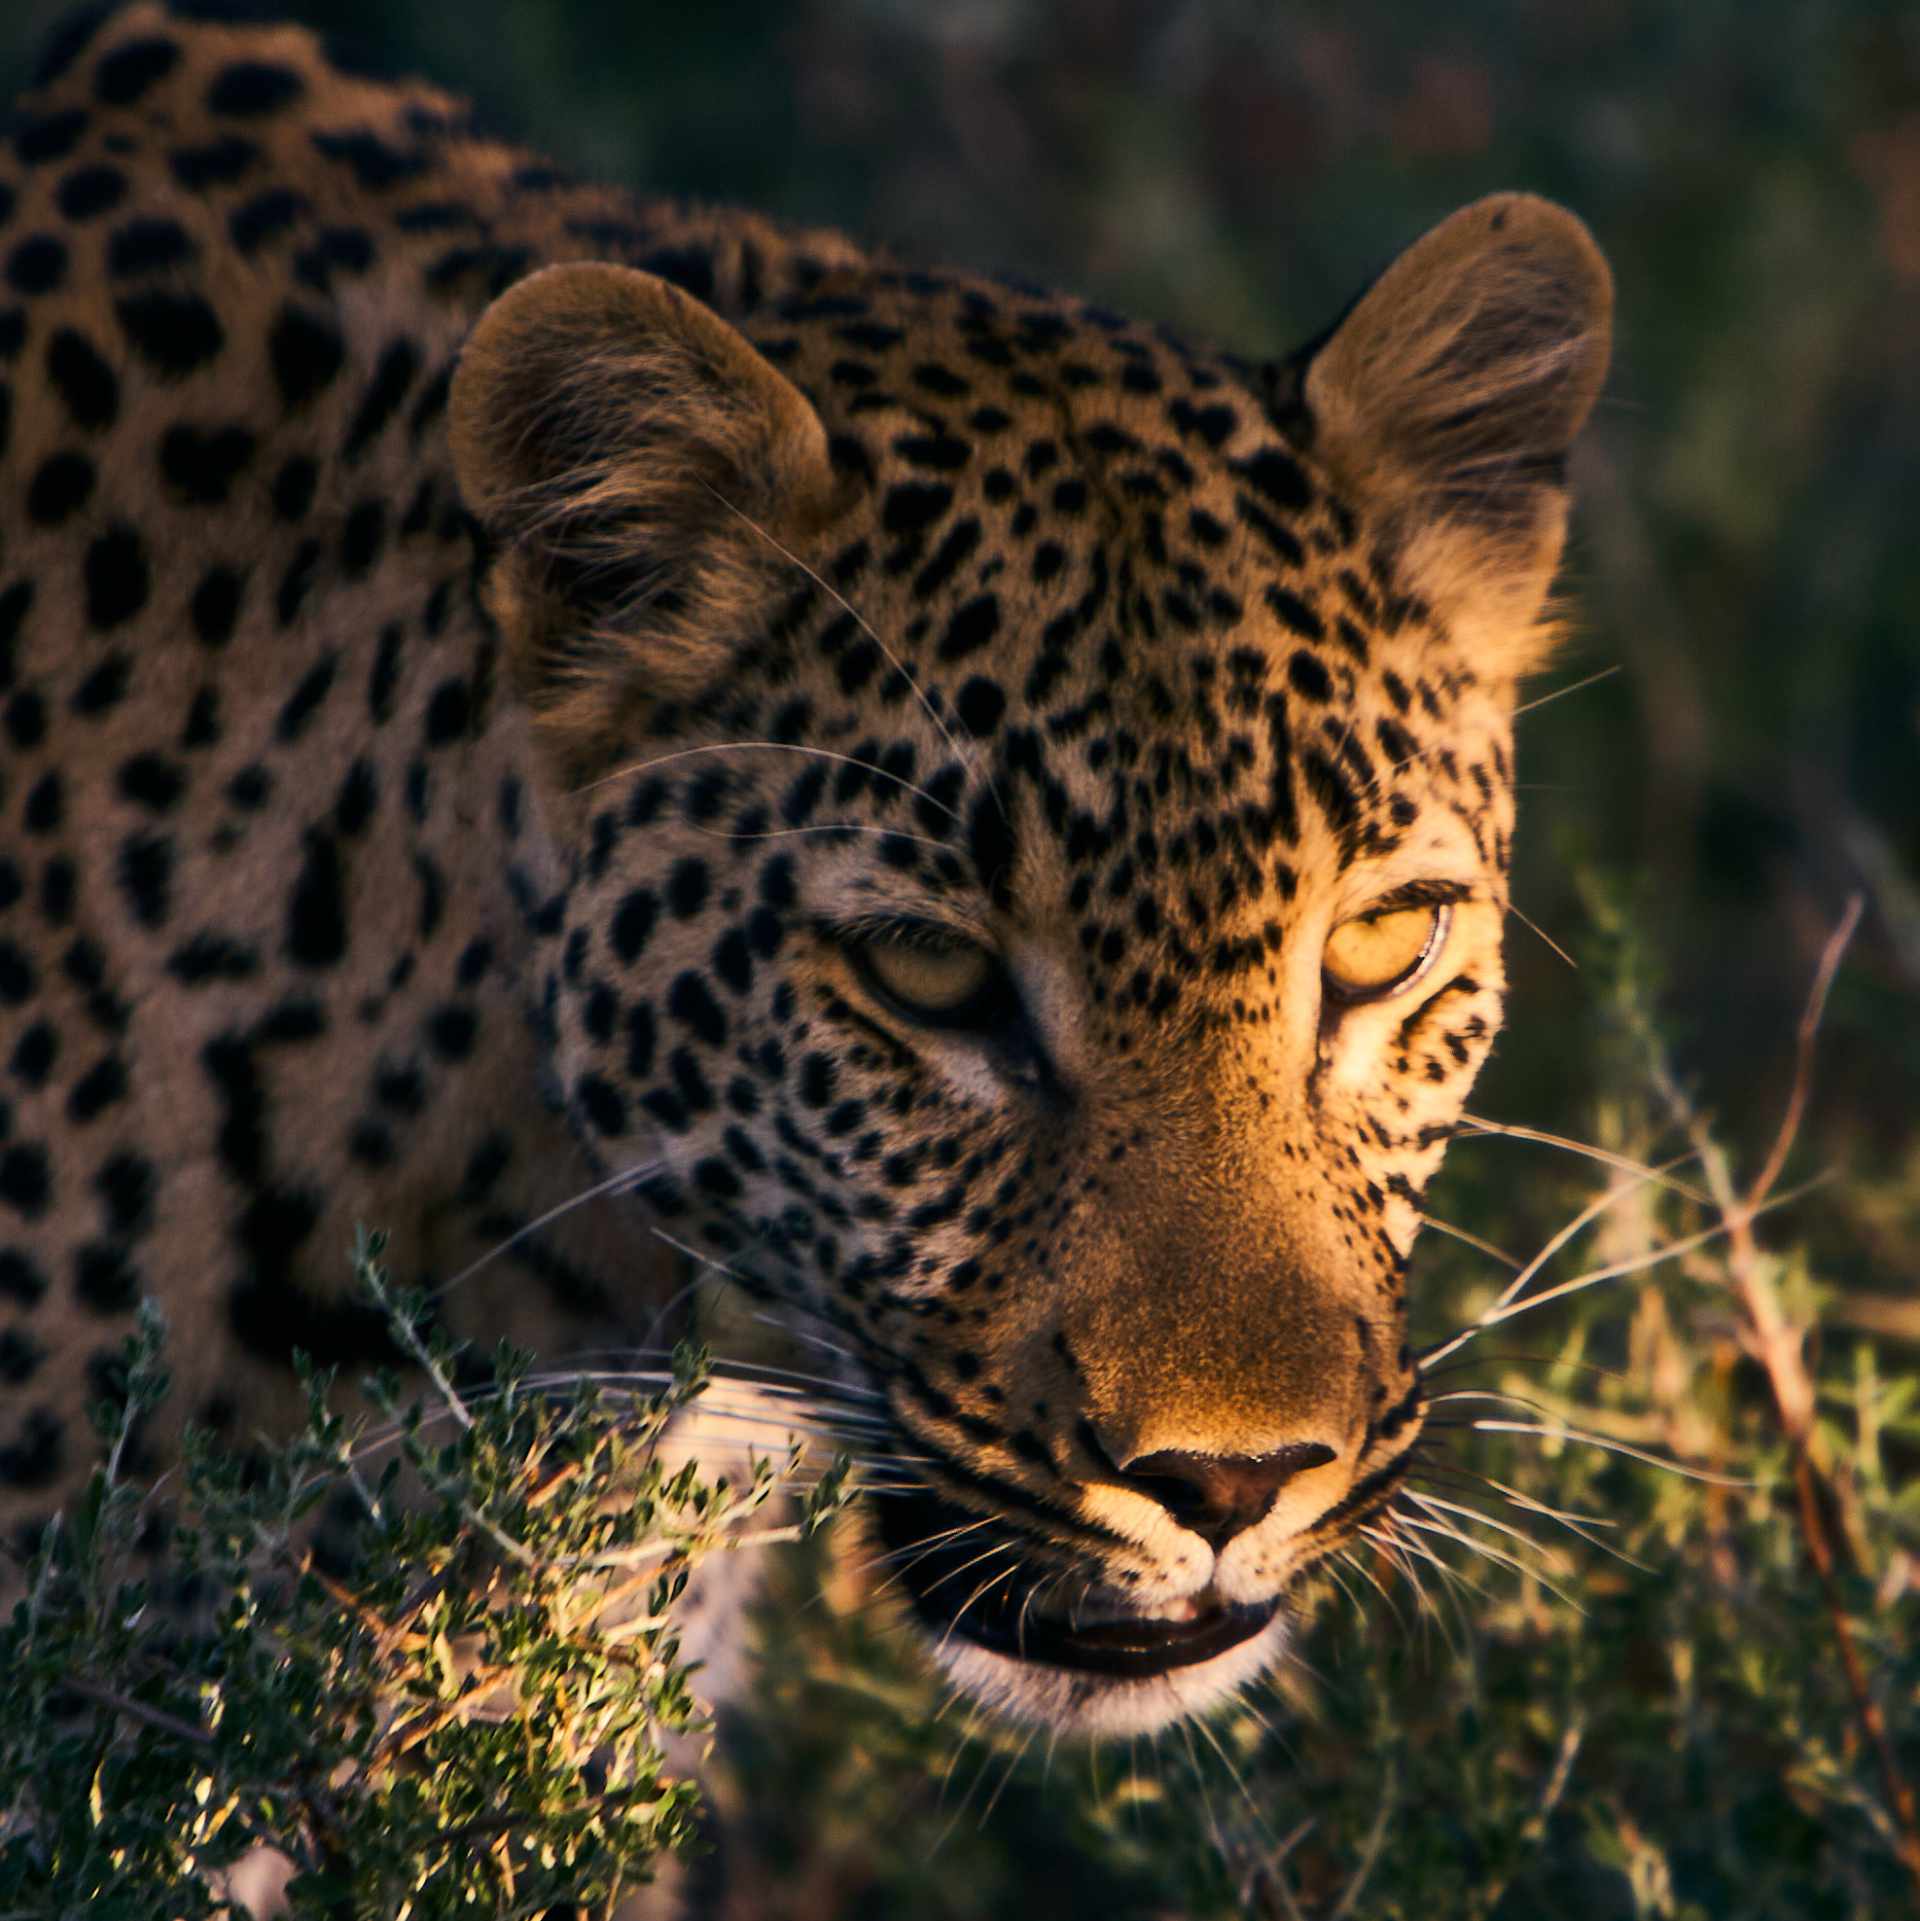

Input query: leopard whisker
[689,820,957,852]
[1424,1176,1825,1363]
[1442,1413,1757,1487]
[1512,663,1622,716]
[435,1157,666,1297]
[573,737,957,820]
[1394,1506,1586,1616]
[1456,1113,1715,1205]
[698,479,1003,822]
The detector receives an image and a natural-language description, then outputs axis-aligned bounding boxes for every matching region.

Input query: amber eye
[855,928,1000,1024]
[1322,902,1452,1003]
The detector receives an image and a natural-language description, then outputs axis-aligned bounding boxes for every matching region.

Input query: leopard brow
[1358,878,1474,915]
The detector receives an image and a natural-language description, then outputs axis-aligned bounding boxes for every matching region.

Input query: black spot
[335,758,377,835]
[1288,650,1333,702]
[343,338,419,461]
[66,1054,127,1123]
[0,310,24,360]
[341,499,385,578]
[882,481,953,537]
[94,1151,153,1238]
[209,61,305,118]
[368,623,403,720]
[27,451,94,525]
[423,677,471,746]
[937,594,1001,662]
[94,36,180,106]
[1239,448,1313,513]
[39,855,76,921]
[286,831,347,966]
[5,689,47,750]
[202,1032,265,1183]
[668,972,728,1047]
[85,525,149,629]
[712,929,753,995]
[275,653,337,741]
[180,685,221,748]
[226,764,269,810]
[0,577,29,675]
[1266,584,1326,642]
[117,752,183,811]
[636,244,714,300]
[57,163,127,220]
[116,290,224,376]
[6,233,67,293]
[15,107,89,167]
[191,566,243,648]
[271,454,318,520]
[107,216,194,277]
[23,772,63,834]
[0,1328,43,1385]
[693,1157,742,1200]
[969,796,1016,909]
[269,304,344,411]
[161,422,256,503]
[312,129,428,192]
[913,517,983,600]
[955,676,1006,736]
[659,861,709,923]
[276,539,320,626]
[116,831,171,926]
[170,136,259,190]
[576,1072,627,1137]
[611,889,658,964]
[72,651,131,714]
[0,938,33,1003]
[0,1407,64,1487]
[425,1003,477,1062]
[47,327,118,428]
[73,1243,138,1315]
[374,1062,425,1115]
[169,933,259,983]
[0,1248,48,1304]
[0,1141,51,1218]
[230,186,309,253]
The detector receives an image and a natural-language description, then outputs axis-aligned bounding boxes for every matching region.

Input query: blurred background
[4,4,1916,1913]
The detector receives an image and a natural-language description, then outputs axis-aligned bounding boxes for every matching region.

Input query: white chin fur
[923,1609,1291,1738]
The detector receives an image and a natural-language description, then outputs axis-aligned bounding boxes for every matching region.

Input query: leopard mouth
[872,1485,1279,1680]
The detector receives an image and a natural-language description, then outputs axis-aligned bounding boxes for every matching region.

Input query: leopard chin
[919,1590,1291,1738]
[867,1486,1294,1735]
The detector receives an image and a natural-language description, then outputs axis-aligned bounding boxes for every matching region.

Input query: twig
[1688,895,1920,1893]
[59,1676,213,1749]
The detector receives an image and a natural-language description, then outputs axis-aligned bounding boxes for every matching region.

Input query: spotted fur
[0,5,1610,1732]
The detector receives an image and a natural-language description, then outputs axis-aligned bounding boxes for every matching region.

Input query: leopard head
[449,194,1611,1732]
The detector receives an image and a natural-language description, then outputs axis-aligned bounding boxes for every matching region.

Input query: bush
[0,1230,850,1919]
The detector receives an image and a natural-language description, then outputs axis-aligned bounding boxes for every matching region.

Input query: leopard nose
[1120,1443,1339,1548]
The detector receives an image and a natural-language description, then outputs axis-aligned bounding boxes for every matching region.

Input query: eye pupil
[1322,902,1450,1003]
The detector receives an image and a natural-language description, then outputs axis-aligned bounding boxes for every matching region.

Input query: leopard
[0,1,1611,1738]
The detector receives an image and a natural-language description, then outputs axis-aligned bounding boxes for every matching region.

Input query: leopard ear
[1272,193,1612,677]
[450,261,844,778]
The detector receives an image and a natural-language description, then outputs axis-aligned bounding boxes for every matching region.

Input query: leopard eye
[855,927,999,1025]
[1322,902,1452,1004]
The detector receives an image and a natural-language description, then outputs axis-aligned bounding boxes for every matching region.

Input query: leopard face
[452,208,1611,1731]
[0,5,1608,1736]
